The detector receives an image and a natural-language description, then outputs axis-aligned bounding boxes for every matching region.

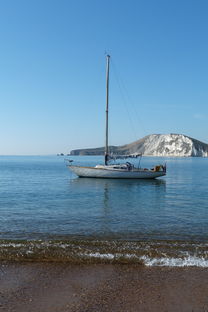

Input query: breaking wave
[0,239,208,267]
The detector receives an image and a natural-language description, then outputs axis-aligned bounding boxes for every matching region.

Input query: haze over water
[0,155,208,266]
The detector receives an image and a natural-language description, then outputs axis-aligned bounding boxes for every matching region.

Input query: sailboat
[68,55,166,179]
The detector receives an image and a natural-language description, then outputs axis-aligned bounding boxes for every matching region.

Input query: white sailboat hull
[68,165,166,179]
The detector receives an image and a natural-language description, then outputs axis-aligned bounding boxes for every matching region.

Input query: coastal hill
[70,134,208,157]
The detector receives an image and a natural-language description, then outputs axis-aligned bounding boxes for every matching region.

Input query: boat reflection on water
[68,177,167,239]
[68,176,166,195]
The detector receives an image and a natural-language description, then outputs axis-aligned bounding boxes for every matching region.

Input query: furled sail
[107,153,141,161]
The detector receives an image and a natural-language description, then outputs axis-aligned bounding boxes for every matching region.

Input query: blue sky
[0,0,208,155]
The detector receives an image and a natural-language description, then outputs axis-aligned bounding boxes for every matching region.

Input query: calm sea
[0,155,208,266]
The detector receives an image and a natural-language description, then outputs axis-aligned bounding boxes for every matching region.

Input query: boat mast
[105,54,110,165]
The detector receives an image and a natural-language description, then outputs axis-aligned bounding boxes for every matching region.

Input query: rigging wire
[110,57,148,141]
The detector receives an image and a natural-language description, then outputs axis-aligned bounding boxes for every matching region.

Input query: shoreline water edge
[0,238,208,267]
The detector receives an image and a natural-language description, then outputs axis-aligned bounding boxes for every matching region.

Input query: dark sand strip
[1,262,208,312]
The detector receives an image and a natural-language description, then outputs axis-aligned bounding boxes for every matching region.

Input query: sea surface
[0,155,208,267]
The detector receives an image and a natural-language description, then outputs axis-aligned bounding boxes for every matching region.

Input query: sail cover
[107,153,141,161]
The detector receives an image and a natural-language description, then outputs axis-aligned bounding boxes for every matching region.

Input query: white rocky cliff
[70,134,208,157]
[140,134,208,157]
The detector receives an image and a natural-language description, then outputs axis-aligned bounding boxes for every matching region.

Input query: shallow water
[0,155,208,266]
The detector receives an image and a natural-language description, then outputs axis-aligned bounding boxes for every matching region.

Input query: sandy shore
[0,262,208,312]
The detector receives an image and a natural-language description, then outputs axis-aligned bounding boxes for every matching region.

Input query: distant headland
[70,134,208,157]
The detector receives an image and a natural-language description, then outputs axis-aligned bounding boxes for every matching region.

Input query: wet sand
[0,262,208,312]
